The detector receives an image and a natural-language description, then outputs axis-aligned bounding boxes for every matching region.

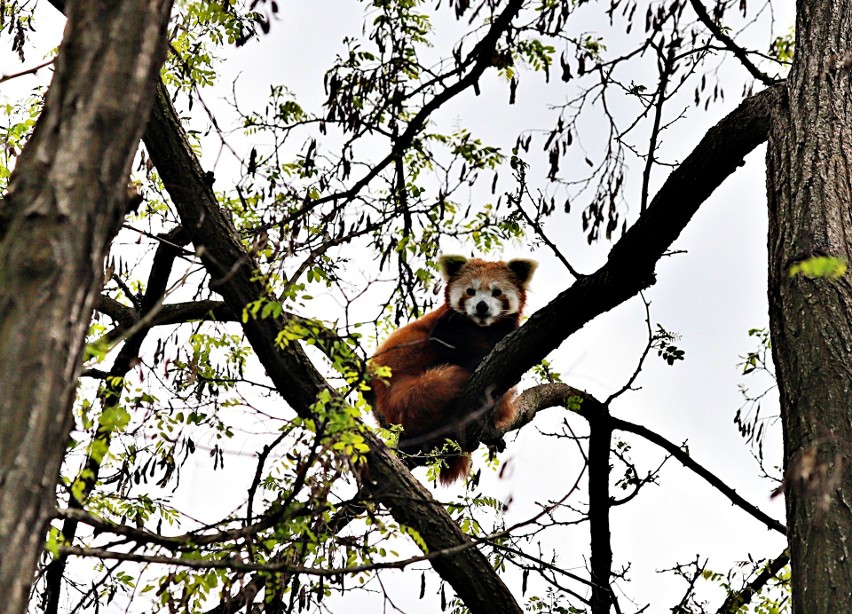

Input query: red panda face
[439,256,537,327]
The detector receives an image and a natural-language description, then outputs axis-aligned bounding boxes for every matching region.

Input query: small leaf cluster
[653,324,685,366]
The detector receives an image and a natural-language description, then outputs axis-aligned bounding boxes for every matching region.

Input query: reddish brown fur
[370,256,535,485]
[371,305,470,436]
[440,456,472,485]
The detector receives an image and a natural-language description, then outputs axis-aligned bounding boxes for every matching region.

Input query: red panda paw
[492,389,518,431]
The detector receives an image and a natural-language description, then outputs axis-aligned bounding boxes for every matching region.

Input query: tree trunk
[0,1,173,611]
[766,2,852,612]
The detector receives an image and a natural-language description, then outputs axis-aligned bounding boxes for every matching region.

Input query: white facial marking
[447,270,523,327]
[448,284,465,312]
[459,284,520,326]
[504,287,520,314]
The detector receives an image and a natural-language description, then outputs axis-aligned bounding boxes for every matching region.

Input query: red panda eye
[466,288,475,296]
[491,288,502,297]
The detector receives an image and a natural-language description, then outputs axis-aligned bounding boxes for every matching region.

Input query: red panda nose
[475,301,489,315]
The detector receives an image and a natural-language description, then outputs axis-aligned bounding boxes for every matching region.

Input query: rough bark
[766,3,852,611]
[0,0,173,611]
[141,82,523,614]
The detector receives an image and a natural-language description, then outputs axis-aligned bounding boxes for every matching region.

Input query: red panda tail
[439,455,471,486]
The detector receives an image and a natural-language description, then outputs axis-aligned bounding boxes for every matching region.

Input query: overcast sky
[0,1,796,611]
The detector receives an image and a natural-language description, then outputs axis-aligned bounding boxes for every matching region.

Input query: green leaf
[99,405,131,431]
[788,256,847,279]
[260,300,283,319]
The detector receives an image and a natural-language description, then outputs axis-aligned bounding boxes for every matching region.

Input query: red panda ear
[507,258,538,287]
[438,255,468,281]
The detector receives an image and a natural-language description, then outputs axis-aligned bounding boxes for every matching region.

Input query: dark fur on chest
[428,310,517,372]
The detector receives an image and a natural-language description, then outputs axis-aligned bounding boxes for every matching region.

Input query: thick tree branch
[588,405,616,613]
[458,84,784,447]
[96,296,236,336]
[142,80,522,614]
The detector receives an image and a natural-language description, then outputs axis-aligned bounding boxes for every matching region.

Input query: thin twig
[640,44,672,214]
[502,383,786,535]
[0,58,55,85]
[689,0,779,85]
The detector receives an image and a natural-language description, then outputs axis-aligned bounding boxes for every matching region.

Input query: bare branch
[614,415,786,534]
[57,538,501,577]
[273,0,527,227]
[0,58,55,85]
[715,550,789,613]
[689,0,779,86]
[492,382,786,536]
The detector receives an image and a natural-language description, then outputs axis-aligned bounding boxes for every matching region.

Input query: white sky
[0,1,796,612]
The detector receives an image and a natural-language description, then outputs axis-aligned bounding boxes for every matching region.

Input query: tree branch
[56,537,506,577]
[0,58,55,85]
[588,405,616,613]
[495,382,786,536]
[688,0,779,86]
[457,84,784,449]
[277,0,527,225]
[715,550,789,613]
[44,226,190,614]
[142,79,522,614]
[612,416,787,535]
[95,296,237,335]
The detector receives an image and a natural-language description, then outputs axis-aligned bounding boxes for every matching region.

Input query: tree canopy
[3,1,846,613]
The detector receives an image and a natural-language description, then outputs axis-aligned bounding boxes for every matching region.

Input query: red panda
[370,255,537,485]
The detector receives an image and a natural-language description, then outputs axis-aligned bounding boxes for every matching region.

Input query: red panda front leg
[492,387,519,431]
[377,364,470,441]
